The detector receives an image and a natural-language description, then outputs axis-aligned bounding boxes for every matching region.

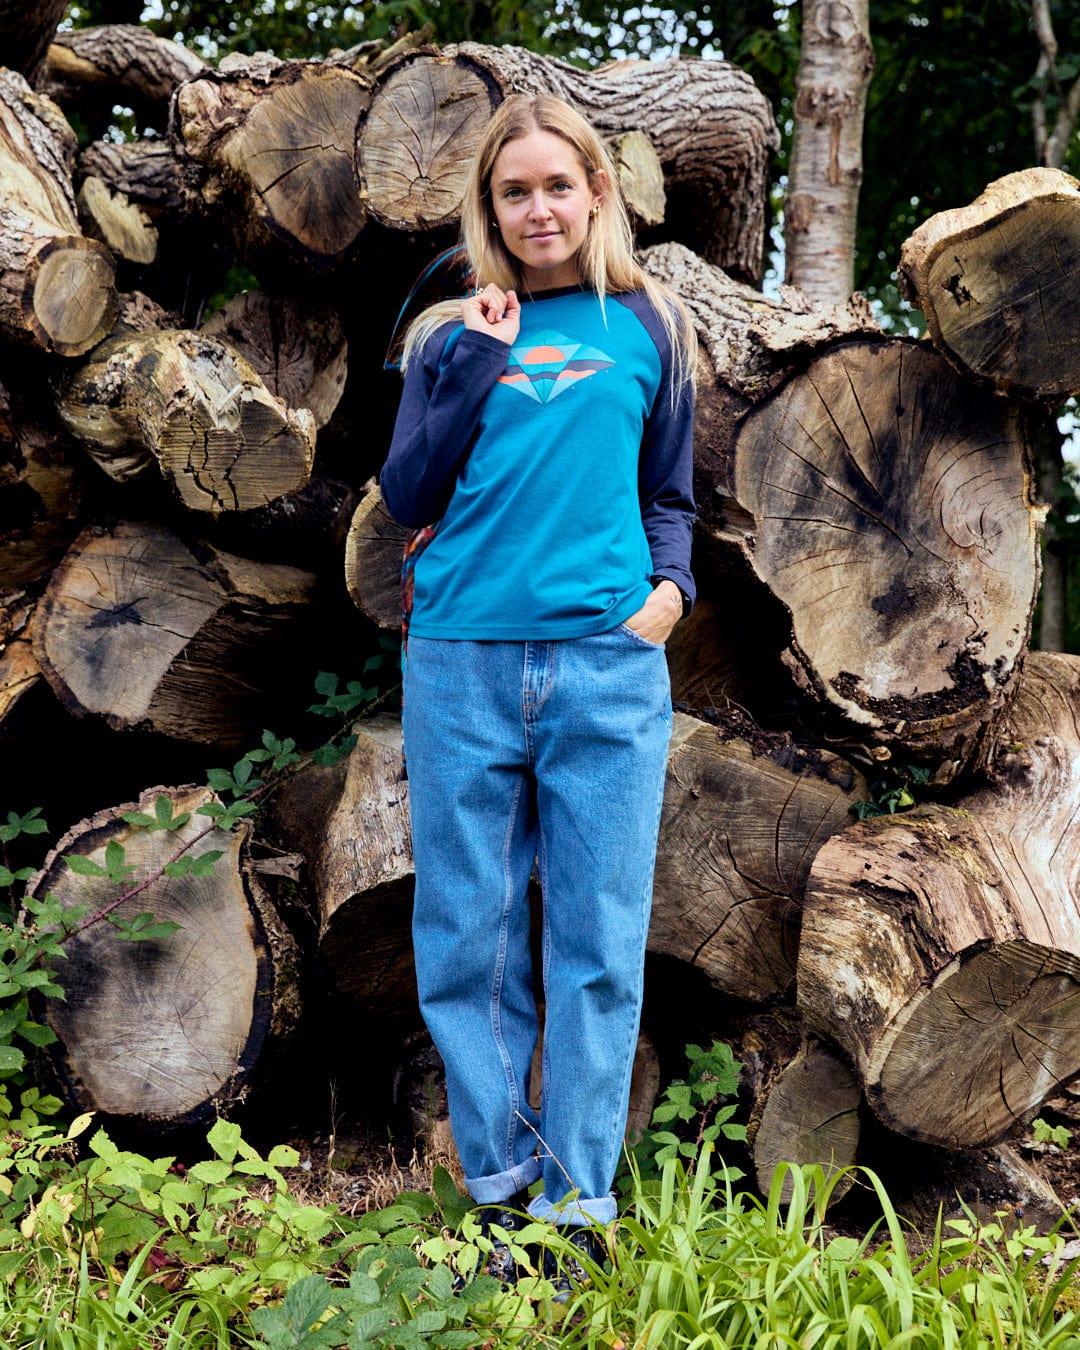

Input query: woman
[380,93,696,1290]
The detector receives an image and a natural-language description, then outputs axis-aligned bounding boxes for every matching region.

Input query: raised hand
[461,285,521,345]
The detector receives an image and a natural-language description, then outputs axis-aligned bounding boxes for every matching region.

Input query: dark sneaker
[457,1190,532,1289]
[542,1225,606,1303]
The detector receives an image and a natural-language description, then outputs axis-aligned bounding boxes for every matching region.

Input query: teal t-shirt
[381,286,694,640]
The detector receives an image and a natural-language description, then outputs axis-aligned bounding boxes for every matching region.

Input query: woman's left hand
[622,580,684,646]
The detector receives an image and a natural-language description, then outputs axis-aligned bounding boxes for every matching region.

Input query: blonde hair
[401,94,696,393]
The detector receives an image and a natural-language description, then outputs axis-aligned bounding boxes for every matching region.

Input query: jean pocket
[615,621,666,651]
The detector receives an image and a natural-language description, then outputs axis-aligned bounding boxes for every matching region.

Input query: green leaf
[121,811,157,828]
[104,839,133,878]
[16,1021,56,1047]
[163,858,193,878]
[188,1159,233,1184]
[207,1117,242,1162]
[190,850,223,877]
[64,854,107,878]
[0,1046,25,1074]
[311,744,342,767]
[314,671,339,697]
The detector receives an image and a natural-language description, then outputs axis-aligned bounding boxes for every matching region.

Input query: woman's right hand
[461,285,520,346]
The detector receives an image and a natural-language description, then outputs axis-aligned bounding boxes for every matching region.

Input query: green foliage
[851,761,931,819]
[624,1041,746,1196]
[1034,1116,1074,1150]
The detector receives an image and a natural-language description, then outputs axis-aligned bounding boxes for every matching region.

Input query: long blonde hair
[401,94,696,392]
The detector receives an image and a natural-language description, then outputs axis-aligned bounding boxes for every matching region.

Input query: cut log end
[30,237,117,356]
[870,942,1080,1149]
[159,395,316,514]
[29,786,276,1127]
[753,1043,861,1203]
[360,54,502,228]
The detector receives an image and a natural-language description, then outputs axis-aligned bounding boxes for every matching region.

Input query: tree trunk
[726,338,1041,780]
[899,167,1080,402]
[45,24,206,113]
[784,0,874,304]
[649,711,866,1003]
[271,713,416,1017]
[171,55,372,275]
[26,784,299,1128]
[734,1009,861,1204]
[1,0,68,85]
[57,328,317,513]
[358,44,779,280]
[199,291,348,430]
[79,138,187,223]
[640,241,882,534]
[345,486,408,632]
[798,650,1080,1148]
[0,70,117,357]
[77,174,159,265]
[0,591,39,728]
[33,520,319,747]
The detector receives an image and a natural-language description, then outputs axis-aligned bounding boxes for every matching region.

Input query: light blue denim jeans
[403,626,672,1227]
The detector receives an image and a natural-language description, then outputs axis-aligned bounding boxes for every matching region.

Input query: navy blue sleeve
[379,322,510,528]
[615,293,697,610]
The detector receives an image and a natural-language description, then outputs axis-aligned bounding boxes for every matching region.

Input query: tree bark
[26,784,299,1128]
[358,44,778,280]
[79,138,186,223]
[33,520,319,748]
[1,0,68,85]
[45,24,206,113]
[784,0,874,305]
[270,714,416,1017]
[650,711,865,1003]
[0,70,117,357]
[57,328,317,513]
[798,650,1080,1148]
[726,338,1041,780]
[899,167,1080,402]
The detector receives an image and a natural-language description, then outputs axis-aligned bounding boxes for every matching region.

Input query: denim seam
[493,772,527,1173]
[537,820,553,1185]
[602,706,669,1188]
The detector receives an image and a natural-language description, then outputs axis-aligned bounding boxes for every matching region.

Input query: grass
[1,1135,1079,1348]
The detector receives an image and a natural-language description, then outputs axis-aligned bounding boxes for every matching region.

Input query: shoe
[457,1190,532,1289]
[542,1225,605,1303]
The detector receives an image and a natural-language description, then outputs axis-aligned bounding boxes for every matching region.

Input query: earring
[591,204,601,217]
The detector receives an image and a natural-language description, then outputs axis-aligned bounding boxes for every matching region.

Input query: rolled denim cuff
[465,1154,542,1205]
[527,1191,616,1228]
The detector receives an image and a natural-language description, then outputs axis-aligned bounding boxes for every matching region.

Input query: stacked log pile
[2,17,1079,1220]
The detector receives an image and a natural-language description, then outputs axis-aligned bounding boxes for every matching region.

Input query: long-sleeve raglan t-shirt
[379,285,695,640]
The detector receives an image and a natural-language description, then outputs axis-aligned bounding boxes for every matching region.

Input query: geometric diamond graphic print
[497,328,615,404]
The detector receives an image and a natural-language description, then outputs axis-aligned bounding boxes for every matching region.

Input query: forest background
[60,0,1080,653]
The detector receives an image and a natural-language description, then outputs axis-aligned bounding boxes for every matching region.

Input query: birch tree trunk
[784,0,874,304]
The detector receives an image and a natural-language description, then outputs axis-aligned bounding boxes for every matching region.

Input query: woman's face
[489,128,604,292]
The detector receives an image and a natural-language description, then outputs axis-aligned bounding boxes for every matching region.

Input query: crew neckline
[518,283,591,303]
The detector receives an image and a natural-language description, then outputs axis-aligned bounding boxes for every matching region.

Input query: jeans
[403,626,672,1227]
